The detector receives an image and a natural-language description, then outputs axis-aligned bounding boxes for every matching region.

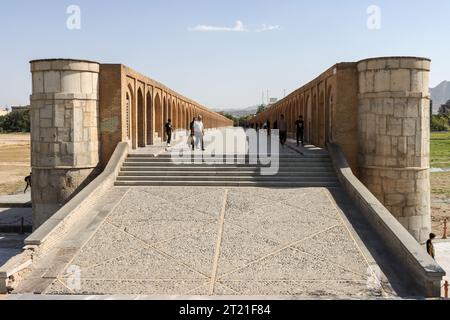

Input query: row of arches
[125,81,232,150]
[250,81,334,148]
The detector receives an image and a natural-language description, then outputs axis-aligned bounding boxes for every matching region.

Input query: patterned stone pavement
[40,186,394,298]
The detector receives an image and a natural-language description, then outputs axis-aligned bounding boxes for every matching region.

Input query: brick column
[357,57,431,242]
[30,59,100,229]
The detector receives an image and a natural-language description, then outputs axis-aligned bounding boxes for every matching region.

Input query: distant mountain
[431,81,450,114]
[214,106,258,118]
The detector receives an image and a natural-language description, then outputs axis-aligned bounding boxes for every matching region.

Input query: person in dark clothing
[295,116,305,146]
[278,115,287,146]
[426,233,436,259]
[24,172,32,193]
[165,119,173,146]
[189,117,197,151]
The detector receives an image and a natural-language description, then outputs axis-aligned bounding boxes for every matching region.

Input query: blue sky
[1,0,449,109]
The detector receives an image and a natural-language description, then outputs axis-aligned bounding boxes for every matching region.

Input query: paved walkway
[33,187,388,297]
[0,192,31,208]
[11,129,415,298]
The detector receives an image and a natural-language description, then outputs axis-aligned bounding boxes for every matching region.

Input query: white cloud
[189,21,281,33]
[256,24,281,32]
[189,20,247,32]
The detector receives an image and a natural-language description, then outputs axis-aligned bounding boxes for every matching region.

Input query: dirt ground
[0,134,31,195]
[431,172,450,236]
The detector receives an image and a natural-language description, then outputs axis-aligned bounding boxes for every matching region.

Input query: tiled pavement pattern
[41,186,392,297]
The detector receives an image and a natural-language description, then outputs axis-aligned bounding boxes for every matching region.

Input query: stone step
[120,166,335,172]
[124,157,332,163]
[122,162,334,168]
[114,181,341,188]
[118,171,337,177]
[116,176,339,182]
[128,154,330,159]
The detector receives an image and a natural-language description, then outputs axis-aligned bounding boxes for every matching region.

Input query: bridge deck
[13,130,418,298]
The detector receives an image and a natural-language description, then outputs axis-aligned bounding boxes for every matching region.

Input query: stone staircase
[115,153,340,187]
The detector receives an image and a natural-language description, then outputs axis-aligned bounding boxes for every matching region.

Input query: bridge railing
[328,142,445,298]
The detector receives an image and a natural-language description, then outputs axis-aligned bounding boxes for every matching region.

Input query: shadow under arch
[126,84,135,146]
[137,87,145,147]
[154,92,162,143]
[146,90,153,145]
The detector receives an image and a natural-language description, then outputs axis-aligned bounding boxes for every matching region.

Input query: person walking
[278,115,287,146]
[24,172,32,193]
[165,119,173,147]
[193,116,205,151]
[426,233,436,259]
[295,116,305,146]
[199,115,206,151]
[189,117,196,151]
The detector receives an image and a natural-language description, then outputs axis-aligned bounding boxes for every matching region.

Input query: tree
[431,115,450,132]
[256,104,266,115]
[0,109,30,132]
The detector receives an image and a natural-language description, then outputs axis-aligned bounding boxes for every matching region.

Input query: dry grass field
[431,172,450,235]
[0,133,31,195]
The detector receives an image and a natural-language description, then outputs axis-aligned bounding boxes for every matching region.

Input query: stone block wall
[30,59,101,229]
[357,57,431,242]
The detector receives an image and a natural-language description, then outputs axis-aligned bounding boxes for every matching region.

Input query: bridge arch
[155,92,163,142]
[127,84,137,149]
[137,88,145,148]
[305,95,311,143]
[312,93,318,145]
[326,85,334,143]
[318,90,325,147]
[146,90,153,145]
[125,88,133,141]
[163,96,168,141]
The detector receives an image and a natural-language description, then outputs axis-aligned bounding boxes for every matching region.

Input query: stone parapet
[328,142,444,298]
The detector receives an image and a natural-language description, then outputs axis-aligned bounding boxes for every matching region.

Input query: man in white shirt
[193,116,205,151]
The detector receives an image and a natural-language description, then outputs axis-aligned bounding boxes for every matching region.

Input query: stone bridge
[29,59,232,227]
[0,57,445,299]
[250,57,431,243]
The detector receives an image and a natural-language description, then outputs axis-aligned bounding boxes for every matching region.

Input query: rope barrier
[0,217,32,225]
[0,216,32,234]
[0,218,26,226]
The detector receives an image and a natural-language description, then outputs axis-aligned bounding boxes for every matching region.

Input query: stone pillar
[30,59,100,229]
[357,57,431,242]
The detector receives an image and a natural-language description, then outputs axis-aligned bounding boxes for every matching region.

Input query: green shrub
[431,115,450,132]
[0,109,31,133]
